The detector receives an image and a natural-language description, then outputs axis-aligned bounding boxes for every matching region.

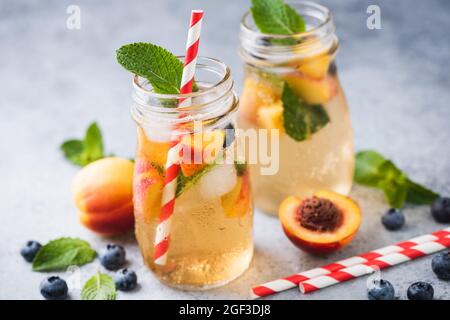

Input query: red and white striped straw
[153,10,204,266]
[300,234,450,293]
[250,227,450,299]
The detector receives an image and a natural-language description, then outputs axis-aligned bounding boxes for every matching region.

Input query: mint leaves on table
[251,0,305,35]
[281,84,329,141]
[32,238,96,272]
[60,122,104,167]
[81,272,116,300]
[355,150,440,208]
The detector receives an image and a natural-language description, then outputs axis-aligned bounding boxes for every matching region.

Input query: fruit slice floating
[279,190,361,254]
[137,128,171,168]
[239,76,281,122]
[133,158,164,223]
[256,100,284,131]
[180,131,225,177]
[221,170,251,218]
[297,54,331,79]
[283,73,337,105]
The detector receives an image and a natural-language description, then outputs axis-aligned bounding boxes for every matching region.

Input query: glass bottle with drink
[239,1,354,215]
[131,57,253,289]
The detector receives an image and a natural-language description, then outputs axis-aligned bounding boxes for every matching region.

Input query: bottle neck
[130,57,238,141]
[239,1,338,68]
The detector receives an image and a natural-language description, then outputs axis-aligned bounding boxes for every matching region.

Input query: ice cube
[199,164,237,198]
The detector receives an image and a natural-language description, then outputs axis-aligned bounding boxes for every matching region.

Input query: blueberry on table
[432,251,450,280]
[431,197,450,223]
[114,268,138,291]
[381,208,405,231]
[99,244,126,270]
[367,279,395,300]
[40,276,68,300]
[20,240,42,262]
[407,282,434,300]
[223,123,235,149]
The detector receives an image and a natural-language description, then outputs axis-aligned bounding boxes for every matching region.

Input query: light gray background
[1,0,449,300]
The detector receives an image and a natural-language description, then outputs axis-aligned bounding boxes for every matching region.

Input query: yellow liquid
[134,133,253,289]
[238,62,354,215]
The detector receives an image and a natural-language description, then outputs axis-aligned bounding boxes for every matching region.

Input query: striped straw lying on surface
[300,234,450,293]
[251,227,450,299]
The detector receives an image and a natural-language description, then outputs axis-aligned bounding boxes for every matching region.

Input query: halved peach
[179,131,224,177]
[279,190,361,254]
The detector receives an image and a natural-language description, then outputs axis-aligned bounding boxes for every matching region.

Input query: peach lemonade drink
[128,56,253,289]
[239,1,354,215]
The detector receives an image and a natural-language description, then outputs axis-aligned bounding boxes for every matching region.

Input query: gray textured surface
[1,0,450,300]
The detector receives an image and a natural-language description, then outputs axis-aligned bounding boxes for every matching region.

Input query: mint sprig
[81,272,116,300]
[251,0,306,35]
[32,238,96,272]
[355,150,440,208]
[117,43,183,94]
[282,83,329,141]
[60,122,104,167]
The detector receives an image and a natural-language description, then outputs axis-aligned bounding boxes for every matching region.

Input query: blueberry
[367,279,395,300]
[431,197,450,223]
[114,268,138,291]
[40,276,68,300]
[432,251,450,280]
[99,244,126,270]
[381,208,405,231]
[407,282,434,300]
[20,240,42,262]
[223,123,235,149]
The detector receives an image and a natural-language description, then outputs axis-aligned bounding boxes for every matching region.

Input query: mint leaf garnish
[32,238,96,272]
[176,163,216,197]
[81,272,116,300]
[251,0,305,35]
[60,122,104,167]
[282,83,329,141]
[355,150,440,208]
[117,42,183,94]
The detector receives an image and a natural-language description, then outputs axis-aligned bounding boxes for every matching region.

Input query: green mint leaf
[234,161,247,176]
[60,122,105,167]
[81,273,116,300]
[406,179,439,205]
[116,42,183,94]
[282,83,330,142]
[251,0,306,35]
[176,163,216,197]
[354,150,440,208]
[84,122,104,162]
[60,140,85,166]
[32,238,96,272]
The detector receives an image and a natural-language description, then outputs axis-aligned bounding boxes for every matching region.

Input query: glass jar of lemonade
[131,57,253,289]
[238,1,354,215]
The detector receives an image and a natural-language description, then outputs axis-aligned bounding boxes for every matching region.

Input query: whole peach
[72,157,134,235]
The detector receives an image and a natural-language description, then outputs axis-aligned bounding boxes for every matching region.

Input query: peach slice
[137,127,171,168]
[256,100,284,131]
[133,158,164,223]
[283,73,337,105]
[221,170,251,218]
[239,77,281,122]
[180,131,225,177]
[279,190,361,254]
[297,55,331,79]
